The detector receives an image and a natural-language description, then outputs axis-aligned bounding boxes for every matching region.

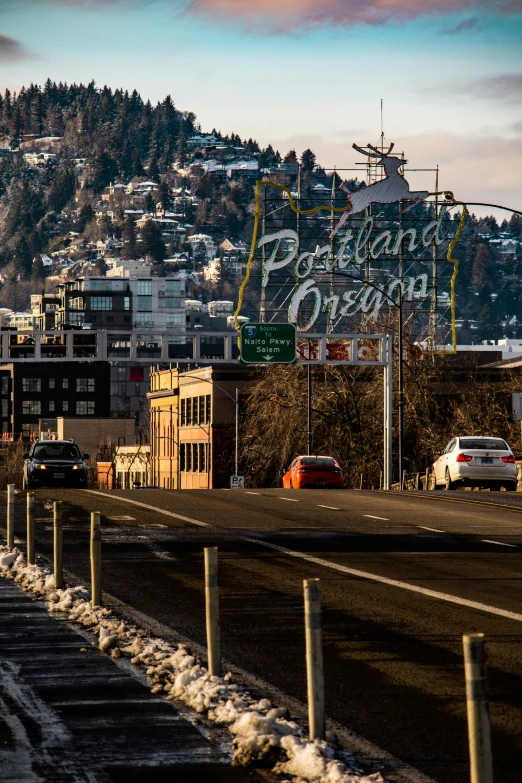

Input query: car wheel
[445,468,456,490]
[505,481,517,492]
[430,473,441,490]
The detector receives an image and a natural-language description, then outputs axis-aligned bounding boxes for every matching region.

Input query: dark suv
[23,440,89,489]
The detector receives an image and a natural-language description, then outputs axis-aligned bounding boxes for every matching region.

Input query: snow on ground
[0,545,384,783]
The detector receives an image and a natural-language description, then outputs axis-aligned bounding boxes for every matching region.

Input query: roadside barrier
[54,501,63,589]
[90,511,102,607]
[26,492,35,565]
[204,546,221,677]
[463,633,493,783]
[1,492,498,762]
[7,484,14,548]
[304,577,325,740]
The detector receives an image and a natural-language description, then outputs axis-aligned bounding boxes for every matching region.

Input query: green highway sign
[240,323,297,364]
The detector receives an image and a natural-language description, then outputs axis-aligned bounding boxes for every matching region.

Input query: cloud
[183,0,522,32]
[440,17,480,33]
[0,34,32,61]
[430,73,522,102]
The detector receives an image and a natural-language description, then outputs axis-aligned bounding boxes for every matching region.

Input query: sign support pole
[383,334,393,490]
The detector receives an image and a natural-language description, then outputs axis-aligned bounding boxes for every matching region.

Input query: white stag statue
[330,142,429,238]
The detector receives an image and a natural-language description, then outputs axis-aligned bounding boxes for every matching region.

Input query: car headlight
[33,464,46,470]
[72,464,80,470]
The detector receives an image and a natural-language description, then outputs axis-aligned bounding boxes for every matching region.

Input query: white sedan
[431,436,517,491]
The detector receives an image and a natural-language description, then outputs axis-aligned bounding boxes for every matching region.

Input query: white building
[188,234,217,262]
[114,444,150,489]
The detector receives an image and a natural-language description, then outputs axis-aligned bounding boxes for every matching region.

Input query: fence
[2,488,494,779]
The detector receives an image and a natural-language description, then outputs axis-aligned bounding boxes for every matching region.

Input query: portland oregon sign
[235,142,465,347]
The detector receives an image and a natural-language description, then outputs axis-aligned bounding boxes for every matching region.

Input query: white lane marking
[417,526,445,533]
[246,492,261,495]
[318,505,340,510]
[279,497,299,502]
[241,536,522,623]
[481,539,518,548]
[83,493,522,621]
[85,490,209,528]
[363,514,389,520]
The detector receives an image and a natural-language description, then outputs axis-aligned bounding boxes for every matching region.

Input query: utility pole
[398,285,404,488]
[307,363,312,454]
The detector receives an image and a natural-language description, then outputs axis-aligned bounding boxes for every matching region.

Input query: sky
[1,0,521,217]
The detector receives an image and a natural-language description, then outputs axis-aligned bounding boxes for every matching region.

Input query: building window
[76,401,95,415]
[62,401,69,412]
[181,399,186,426]
[90,296,113,311]
[1,377,8,394]
[198,396,205,424]
[69,297,84,310]
[1,399,8,418]
[117,368,127,380]
[124,296,130,311]
[68,312,85,325]
[137,280,152,295]
[22,400,41,415]
[49,378,55,390]
[166,313,183,327]
[124,315,131,323]
[199,443,206,472]
[107,315,114,323]
[48,401,55,413]
[192,443,199,472]
[180,443,186,471]
[186,442,192,471]
[186,397,192,425]
[205,394,211,424]
[137,296,152,311]
[62,378,69,389]
[159,298,181,309]
[76,378,95,393]
[22,423,39,438]
[165,280,182,296]
[136,313,152,326]
[22,378,41,392]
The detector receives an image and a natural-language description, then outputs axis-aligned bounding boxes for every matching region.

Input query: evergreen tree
[140,219,165,263]
[148,155,160,183]
[10,106,24,149]
[91,151,118,192]
[177,129,187,168]
[122,214,137,260]
[77,203,95,232]
[301,148,317,171]
[158,179,172,211]
[284,149,298,164]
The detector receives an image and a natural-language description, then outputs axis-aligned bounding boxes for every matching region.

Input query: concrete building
[113,444,150,489]
[148,366,250,489]
[0,362,110,440]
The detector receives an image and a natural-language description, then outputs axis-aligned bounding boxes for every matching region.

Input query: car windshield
[33,443,81,459]
[459,438,508,451]
[301,457,336,466]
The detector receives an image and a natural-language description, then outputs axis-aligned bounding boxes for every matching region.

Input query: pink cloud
[184,0,522,31]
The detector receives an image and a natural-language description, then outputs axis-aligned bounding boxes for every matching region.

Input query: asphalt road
[5,487,522,783]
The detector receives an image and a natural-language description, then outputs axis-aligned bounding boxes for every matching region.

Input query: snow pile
[0,544,384,783]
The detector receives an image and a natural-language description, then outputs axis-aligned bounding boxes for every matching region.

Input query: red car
[282,455,343,489]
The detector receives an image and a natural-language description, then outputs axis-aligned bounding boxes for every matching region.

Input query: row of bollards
[6,484,101,608]
[204,548,495,779]
[5,488,494,778]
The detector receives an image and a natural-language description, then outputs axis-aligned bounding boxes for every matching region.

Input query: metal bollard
[415,473,420,490]
[26,493,35,565]
[90,512,101,607]
[359,473,363,490]
[426,467,430,491]
[6,484,14,548]
[304,578,324,740]
[204,547,221,676]
[463,633,494,783]
[53,501,63,589]
[379,470,383,491]
[402,469,407,490]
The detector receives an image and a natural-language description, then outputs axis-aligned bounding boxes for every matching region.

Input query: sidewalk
[0,577,267,783]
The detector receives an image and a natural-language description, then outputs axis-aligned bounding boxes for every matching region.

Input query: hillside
[0,80,521,340]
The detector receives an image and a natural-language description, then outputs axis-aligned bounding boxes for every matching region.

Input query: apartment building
[148,366,250,489]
